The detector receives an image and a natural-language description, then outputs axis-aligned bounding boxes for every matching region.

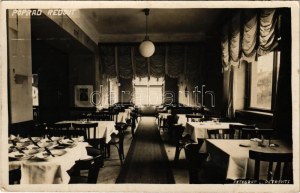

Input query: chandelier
[139,9,155,58]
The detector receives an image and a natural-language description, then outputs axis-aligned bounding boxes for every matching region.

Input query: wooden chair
[68,150,104,184]
[47,123,72,137]
[249,150,293,182]
[92,112,111,121]
[166,114,179,140]
[207,128,235,139]
[72,123,102,150]
[241,128,274,140]
[184,143,209,183]
[173,125,194,163]
[229,124,256,139]
[107,125,126,165]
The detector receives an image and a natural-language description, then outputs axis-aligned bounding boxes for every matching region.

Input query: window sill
[235,109,273,118]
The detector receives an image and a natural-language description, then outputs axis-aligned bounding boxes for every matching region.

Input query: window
[133,77,164,105]
[248,51,280,111]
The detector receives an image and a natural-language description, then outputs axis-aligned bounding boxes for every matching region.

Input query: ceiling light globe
[139,40,155,57]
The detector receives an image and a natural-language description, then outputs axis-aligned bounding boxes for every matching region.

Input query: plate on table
[34,152,53,161]
[51,149,67,156]
[26,144,40,150]
[37,142,54,148]
[15,142,31,148]
[51,136,64,142]
[23,149,40,155]
[30,137,42,142]
[9,152,31,161]
[61,139,74,144]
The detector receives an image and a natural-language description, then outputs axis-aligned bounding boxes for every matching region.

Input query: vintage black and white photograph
[0,1,299,192]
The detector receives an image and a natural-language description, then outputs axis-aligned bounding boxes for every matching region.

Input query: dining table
[117,108,132,123]
[56,120,117,143]
[185,121,244,142]
[9,138,91,184]
[206,139,293,181]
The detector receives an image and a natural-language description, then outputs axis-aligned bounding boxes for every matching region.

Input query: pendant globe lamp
[139,9,155,58]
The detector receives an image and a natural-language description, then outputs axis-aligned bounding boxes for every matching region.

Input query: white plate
[9,152,31,160]
[51,136,64,141]
[23,149,40,155]
[37,142,54,148]
[51,149,67,156]
[34,152,53,161]
[19,138,31,143]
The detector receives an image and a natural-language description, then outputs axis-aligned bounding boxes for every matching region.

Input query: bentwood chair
[207,128,235,139]
[107,125,126,165]
[241,128,274,140]
[184,143,209,183]
[229,124,256,139]
[166,114,179,140]
[72,123,104,150]
[249,150,293,182]
[68,148,104,184]
[46,123,72,137]
[173,125,194,163]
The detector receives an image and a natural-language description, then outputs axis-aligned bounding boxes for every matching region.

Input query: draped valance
[221,8,279,70]
[100,45,116,78]
[100,44,202,79]
[167,45,185,78]
[242,9,257,62]
[118,46,133,79]
[221,25,230,71]
[229,12,241,67]
[257,9,278,56]
[150,45,165,78]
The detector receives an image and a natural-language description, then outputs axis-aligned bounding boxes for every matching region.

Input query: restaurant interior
[5,7,295,186]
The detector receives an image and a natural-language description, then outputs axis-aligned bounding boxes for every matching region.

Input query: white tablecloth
[206,139,292,180]
[56,121,117,143]
[9,142,90,184]
[185,122,244,142]
[177,114,187,126]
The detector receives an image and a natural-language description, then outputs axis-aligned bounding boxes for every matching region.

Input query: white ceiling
[68,8,224,43]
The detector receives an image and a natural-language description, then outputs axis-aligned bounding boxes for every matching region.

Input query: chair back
[229,124,256,139]
[242,128,274,140]
[47,123,72,137]
[173,125,186,144]
[92,112,111,121]
[72,123,98,141]
[207,129,235,139]
[71,154,103,183]
[184,143,208,184]
[249,150,293,181]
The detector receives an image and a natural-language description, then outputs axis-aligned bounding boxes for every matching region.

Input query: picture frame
[74,85,93,107]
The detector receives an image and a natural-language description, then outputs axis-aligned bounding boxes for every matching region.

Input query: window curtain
[226,66,236,119]
[272,9,291,143]
[221,25,230,71]
[118,46,133,79]
[229,12,241,67]
[186,44,202,77]
[100,45,116,78]
[242,10,257,62]
[167,45,184,78]
[257,9,278,56]
[133,47,148,78]
[150,45,165,78]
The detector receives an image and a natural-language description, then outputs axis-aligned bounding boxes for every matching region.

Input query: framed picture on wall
[74,85,93,107]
